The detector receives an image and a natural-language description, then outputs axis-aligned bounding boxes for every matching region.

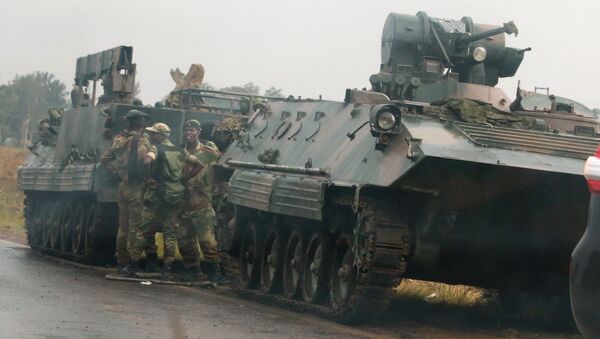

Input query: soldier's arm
[141,143,157,165]
[181,149,206,181]
[99,149,118,174]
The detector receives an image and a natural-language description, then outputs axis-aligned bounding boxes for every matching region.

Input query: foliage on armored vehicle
[218,12,599,321]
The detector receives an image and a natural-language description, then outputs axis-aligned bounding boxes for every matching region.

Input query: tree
[0,72,67,143]
[220,82,260,95]
[264,87,284,98]
[0,85,19,141]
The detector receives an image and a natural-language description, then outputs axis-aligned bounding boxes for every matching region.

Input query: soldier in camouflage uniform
[99,110,158,275]
[176,120,226,283]
[129,122,205,279]
[211,117,242,152]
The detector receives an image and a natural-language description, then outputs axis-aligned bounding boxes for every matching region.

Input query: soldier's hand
[185,153,206,167]
[146,179,158,189]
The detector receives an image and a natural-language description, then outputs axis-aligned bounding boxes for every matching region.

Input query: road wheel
[60,203,74,252]
[330,232,357,311]
[42,202,57,248]
[29,198,44,247]
[72,204,86,254]
[283,229,306,299]
[302,230,333,304]
[50,201,66,249]
[260,224,287,293]
[24,195,38,246]
[239,222,265,289]
[83,204,96,256]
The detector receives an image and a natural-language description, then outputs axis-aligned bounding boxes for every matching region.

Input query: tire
[239,222,265,289]
[302,230,333,304]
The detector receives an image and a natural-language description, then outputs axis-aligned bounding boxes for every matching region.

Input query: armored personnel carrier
[218,12,599,321]
[18,46,273,262]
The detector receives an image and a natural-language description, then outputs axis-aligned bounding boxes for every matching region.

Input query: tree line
[0,72,67,145]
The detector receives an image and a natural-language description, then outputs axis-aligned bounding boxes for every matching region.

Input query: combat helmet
[146,123,171,136]
[124,109,150,120]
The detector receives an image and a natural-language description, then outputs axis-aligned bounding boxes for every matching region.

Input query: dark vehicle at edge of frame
[571,149,600,338]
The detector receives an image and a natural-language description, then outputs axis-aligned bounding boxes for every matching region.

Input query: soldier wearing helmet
[211,117,242,152]
[100,109,159,276]
[129,122,206,279]
[173,119,226,283]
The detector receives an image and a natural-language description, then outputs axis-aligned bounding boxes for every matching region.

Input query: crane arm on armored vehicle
[71,46,138,108]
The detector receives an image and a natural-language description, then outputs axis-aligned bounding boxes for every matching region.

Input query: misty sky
[1,0,599,108]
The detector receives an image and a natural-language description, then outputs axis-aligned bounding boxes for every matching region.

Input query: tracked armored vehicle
[219,12,599,321]
[18,46,274,262]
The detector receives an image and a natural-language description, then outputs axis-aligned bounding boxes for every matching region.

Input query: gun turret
[373,12,529,105]
[455,21,518,47]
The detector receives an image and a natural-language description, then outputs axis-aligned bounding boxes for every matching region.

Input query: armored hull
[217,11,600,321]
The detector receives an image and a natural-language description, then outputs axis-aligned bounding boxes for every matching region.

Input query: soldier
[211,117,242,152]
[129,122,205,279]
[99,109,159,275]
[175,119,226,284]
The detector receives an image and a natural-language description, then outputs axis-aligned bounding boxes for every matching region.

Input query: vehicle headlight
[377,111,397,130]
[472,46,487,63]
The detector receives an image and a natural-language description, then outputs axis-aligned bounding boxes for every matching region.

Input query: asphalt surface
[0,239,380,339]
[0,238,581,339]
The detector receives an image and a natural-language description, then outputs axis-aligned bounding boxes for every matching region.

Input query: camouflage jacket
[144,139,190,205]
[184,142,220,209]
[100,129,155,183]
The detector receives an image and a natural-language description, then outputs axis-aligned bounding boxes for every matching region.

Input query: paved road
[0,239,580,339]
[0,239,380,339]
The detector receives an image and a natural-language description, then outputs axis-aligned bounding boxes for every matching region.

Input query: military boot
[145,252,160,273]
[118,261,140,277]
[161,261,174,281]
[203,261,229,286]
[180,265,206,282]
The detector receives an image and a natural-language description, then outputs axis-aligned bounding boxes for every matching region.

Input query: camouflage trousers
[177,207,220,268]
[115,181,151,265]
[130,199,184,265]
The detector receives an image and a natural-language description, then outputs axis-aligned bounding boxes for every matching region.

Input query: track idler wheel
[260,225,286,293]
[302,230,333,304]
[283,229,306,299]
[239,222,265,289]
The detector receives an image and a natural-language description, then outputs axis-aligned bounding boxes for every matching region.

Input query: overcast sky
[1,0,599,108]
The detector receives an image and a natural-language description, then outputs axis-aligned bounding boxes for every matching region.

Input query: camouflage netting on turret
[258,148,279,164]
[432,98,534,128]
[213,118,243,135]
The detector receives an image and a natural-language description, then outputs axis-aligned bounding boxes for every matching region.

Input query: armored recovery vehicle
[18,46,275,262]
[218,12,599,321]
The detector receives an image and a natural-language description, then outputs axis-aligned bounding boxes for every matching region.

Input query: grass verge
[0,146,27,243]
